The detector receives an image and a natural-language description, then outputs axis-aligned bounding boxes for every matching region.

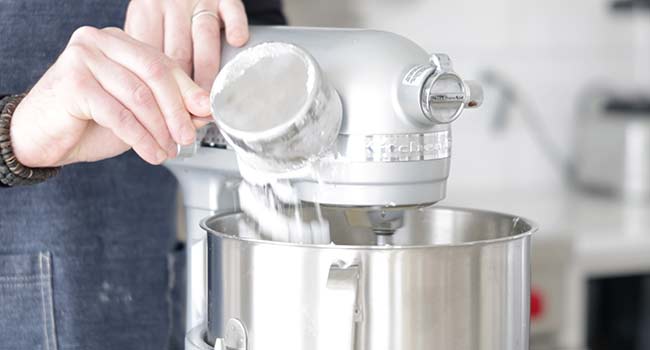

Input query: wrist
[9,103,38,167]
[9,94,69,167]
[0,94,61,186]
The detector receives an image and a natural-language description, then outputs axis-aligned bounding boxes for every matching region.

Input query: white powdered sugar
[211,42,332,244]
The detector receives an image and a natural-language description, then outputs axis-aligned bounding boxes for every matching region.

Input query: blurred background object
[574,85,650,201]
[283,0,650,349]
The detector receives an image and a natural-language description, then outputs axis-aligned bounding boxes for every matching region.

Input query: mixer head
[191,27,483,213]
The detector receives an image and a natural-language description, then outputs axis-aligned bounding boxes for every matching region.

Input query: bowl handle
[321,261,361,350]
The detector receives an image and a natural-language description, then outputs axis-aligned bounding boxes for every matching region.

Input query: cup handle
[321,261,361,350]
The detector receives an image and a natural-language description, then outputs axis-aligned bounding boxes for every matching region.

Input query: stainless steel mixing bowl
[202,206,535,350]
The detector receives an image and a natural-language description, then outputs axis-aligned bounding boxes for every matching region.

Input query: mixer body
[164,26,528,350]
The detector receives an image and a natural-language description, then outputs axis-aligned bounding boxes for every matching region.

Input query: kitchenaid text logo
[364,131,450,162]
[429,94,465,102]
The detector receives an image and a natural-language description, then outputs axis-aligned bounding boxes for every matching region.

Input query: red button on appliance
[531,288,544,321]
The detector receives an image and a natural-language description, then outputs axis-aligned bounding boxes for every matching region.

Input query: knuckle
[62,44,91,63]
[66,70,93,91]
[131,83,156,107]
[70,26,100,43]
[169,46,192,68]
[142,55,170,81]
[116,108,137,127]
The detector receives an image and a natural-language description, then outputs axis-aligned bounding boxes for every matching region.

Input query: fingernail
[156,149,168,163]
[181,124,196,145]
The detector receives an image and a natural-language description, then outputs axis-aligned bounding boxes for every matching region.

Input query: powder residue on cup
[212,42,316,134]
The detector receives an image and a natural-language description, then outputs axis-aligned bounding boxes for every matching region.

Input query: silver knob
[421,70,466,124]
[398,53,483,125]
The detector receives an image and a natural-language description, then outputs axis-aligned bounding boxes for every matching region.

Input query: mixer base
[186,324,247,350]
[185,326,213,350]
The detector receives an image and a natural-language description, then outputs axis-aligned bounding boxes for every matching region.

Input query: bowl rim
[200,206,537,250]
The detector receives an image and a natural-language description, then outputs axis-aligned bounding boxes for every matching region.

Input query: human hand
[10,27,211,167]
[125,0,250,90]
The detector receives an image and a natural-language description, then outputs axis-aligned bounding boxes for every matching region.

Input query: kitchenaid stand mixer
[166,26,534,350]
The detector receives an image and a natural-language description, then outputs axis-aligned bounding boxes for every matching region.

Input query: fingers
[75,27,209,145]
[171,68,212,117]
[192,0,249,90]
[219,0,249,47]
[125,0,249,92]
[164,2,193,75]
[71,65,166,165]
[191,0,222,90]
[80,45,179,158]
[124,0,164,50]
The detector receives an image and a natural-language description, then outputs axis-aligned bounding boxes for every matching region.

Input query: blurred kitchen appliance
[612,0,650,12]
[529,194,650,350]
[166,26,534,350]
[574,90,650,201]
[572,0,650,201]
[484,71,650,202]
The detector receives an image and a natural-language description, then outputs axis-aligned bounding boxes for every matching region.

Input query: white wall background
[283,0,650,193]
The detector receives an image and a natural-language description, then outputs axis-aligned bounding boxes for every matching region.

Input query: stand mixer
[166,26,534,350]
